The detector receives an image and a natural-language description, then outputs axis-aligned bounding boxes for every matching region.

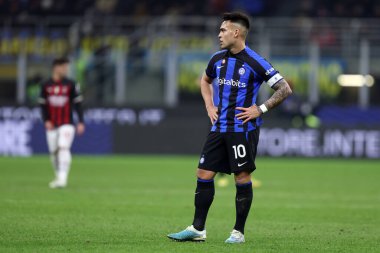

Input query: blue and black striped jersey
[206,46,283,133]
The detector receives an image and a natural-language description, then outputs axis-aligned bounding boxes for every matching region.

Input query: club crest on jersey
[222,59,226,65]
[199,155,205,164]
[238,67,245,75]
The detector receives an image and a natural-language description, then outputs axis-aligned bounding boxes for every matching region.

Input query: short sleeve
[250,56,283,88]
[205,58,217,79]
[205,50,226,79]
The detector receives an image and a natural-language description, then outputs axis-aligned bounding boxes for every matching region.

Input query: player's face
[53,63,69,79]
[218,21,237,50]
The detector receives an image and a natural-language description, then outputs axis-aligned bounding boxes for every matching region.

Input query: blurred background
[0,0,379,158]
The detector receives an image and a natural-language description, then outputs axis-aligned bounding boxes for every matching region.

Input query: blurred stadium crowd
[1,0,380,18]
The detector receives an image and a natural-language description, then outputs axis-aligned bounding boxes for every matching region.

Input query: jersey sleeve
[205,51,225,79]
[251,56,283,88]
[70,82,84,123]
[38,83,49,122]
[205,57,217,79]
[70,82,84,103]
[38,83,47,105]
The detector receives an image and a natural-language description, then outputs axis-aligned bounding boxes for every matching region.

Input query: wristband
[259,104,268,114]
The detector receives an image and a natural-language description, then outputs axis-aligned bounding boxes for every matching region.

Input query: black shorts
[198,128,260,175]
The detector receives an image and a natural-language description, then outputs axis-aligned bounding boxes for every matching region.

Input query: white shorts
[46,124,75,153]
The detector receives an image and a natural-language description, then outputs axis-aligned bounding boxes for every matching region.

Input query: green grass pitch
[0,156,379,252]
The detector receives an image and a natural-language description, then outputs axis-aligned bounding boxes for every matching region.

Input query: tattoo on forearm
[264,79,292,110]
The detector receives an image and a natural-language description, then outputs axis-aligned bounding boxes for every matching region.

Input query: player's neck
[229,42,245,55]
[52,74,62,82]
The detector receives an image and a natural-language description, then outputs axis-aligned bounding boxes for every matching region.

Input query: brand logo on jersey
[199,155,205,164]
[48,96,68,107]
[265,67,275,76]
[217,78,246,88]
[222,59,226,65]
[54,86,60,94]
[238,67,245,75]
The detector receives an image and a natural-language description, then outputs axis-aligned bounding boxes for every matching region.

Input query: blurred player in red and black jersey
[38,58,85,188]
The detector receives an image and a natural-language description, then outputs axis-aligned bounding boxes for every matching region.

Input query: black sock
[233,182,253,234]
[192,178,215,231]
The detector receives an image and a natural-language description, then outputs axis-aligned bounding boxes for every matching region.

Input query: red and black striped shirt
[38,78,84,127]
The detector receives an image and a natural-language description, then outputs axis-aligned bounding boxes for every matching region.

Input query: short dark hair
[52,57,69,67]
[222,12,250,30]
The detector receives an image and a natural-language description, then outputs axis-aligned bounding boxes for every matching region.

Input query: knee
[234,171,251,185]
[57,148,71,157]
[196,169,215,180]
[57,145,69,152]
[50,149,58,155]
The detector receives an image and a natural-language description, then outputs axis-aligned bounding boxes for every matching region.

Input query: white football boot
[49,178,67,189]
[225,229,245,243]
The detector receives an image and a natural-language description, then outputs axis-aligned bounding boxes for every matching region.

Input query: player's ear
[234,29,239,38]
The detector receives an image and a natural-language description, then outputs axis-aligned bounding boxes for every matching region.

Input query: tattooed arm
[263,79,293,111]
[236,79,292,123]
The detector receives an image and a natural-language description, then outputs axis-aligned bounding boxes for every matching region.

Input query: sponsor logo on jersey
[48,96,68,107]
[217,78,246,88]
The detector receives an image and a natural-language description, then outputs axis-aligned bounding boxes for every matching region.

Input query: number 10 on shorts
[232,144,246,159]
